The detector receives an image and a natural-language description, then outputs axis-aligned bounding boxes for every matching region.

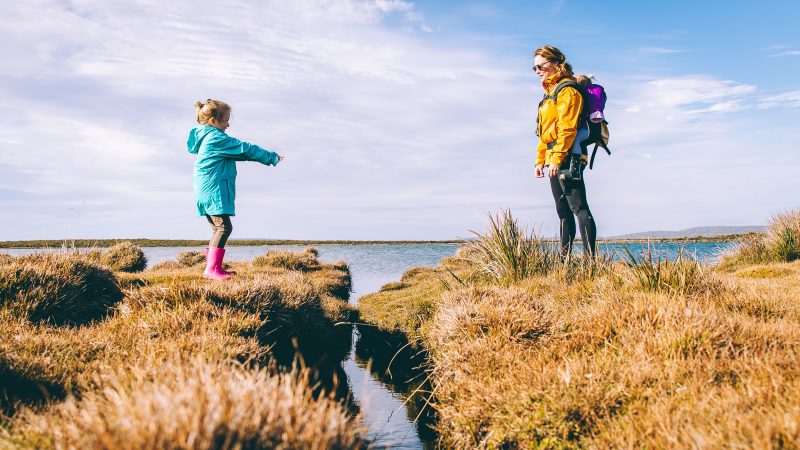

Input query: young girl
[188,99,283,280]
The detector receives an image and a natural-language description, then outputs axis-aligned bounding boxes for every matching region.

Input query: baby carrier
[537,79,611,170]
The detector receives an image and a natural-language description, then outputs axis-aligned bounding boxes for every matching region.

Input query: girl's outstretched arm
[208,132,280,166]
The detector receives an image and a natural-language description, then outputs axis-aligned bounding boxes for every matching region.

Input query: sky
[1,0,799,241]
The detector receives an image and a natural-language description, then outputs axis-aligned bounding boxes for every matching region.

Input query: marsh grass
[8,356,367,450]
[0,253,122,326]
[0,248,362,448]
[253,248,321,271]
[466,210,561,286]
[766,210,800,261]
[419,267,800,448]
[358,214,800,448]
[177,249,206,267]
[618,243,722,297]
[99,241,147,272]
[722,210,800,267]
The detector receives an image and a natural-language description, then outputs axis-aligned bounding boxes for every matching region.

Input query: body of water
[3,241,736,448]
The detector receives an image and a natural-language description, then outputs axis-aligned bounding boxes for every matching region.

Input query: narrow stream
[316,245,458,449]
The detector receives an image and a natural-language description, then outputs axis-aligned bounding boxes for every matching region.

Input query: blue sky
[1,0,798,240]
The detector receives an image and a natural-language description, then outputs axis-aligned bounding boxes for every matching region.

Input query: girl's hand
[547,163,559,178]
[278,155,284,162]
[534,165,544,178]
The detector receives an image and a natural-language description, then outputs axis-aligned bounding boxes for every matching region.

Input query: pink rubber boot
[205,248,237,275]
[203,247,231,281]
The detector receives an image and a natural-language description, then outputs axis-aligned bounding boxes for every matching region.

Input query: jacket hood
[187,125,217,154]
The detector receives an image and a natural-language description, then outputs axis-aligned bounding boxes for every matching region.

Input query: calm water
[3,241,735,448]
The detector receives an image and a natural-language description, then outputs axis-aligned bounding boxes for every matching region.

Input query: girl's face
[210,112,230,131]
[533,55,557,81]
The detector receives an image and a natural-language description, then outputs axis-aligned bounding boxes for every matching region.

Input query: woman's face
[533,55,557,81]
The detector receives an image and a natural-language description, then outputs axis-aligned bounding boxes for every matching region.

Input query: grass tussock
[8,356,365,450]
[618,244,724,297]
[99,241,147,272]
[721,209,800,267]
[177,249,206,267]
[0,249,361,448]
[466,209,561,286]
[253,248,321,271]
[0,253,122,326]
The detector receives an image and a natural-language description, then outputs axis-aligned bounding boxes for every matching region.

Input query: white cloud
[549,0,566,15]
[634,46,687,55]
[0,1,798,240]
[0,0,543,239]
[757,90,800,109]
[769,50,800,57]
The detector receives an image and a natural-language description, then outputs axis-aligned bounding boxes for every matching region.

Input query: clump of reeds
[618,244,722,297]
[177,249,206,267]
[466,209,561,286]
[765,210,800,261]
[100,241,147,272]
[0,253,122,325]
[11,356,367,450]
[721,210,800,266]
[253,248,320,271]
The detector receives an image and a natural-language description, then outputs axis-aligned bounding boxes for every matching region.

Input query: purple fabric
[584,84,606,114]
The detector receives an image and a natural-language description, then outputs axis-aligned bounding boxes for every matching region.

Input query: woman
[533,45,597,256]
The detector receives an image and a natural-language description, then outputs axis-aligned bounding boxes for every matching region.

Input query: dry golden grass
[177,249,206,267]
[7,356,365,450]
[0,249,364,449]
[0,253,122,326]
[99,241,147,272]
[359,241,800,448]
[721,209,800,267]
[253,247,321,271]
[358,253,472,342]
[424,269,800,448]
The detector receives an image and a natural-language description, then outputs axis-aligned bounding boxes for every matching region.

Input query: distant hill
[608,225,766,240]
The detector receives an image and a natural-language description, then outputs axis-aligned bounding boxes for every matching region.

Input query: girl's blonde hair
[194,99,231,125]
[534,45,573,77]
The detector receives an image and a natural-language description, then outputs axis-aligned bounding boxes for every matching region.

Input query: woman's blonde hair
[194,99,231,125]
[534,45,573,77]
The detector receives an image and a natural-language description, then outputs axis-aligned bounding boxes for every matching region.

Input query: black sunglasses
[532,60,553,71]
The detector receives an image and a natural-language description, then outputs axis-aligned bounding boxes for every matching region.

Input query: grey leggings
[206,215,233,248]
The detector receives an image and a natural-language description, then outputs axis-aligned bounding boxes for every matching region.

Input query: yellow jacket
[536,72,584,167]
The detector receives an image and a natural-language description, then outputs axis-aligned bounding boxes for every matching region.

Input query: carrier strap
[588,141,612,170]
[536,79,589,136]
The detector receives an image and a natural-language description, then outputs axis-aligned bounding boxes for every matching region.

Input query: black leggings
[549,170,597,256]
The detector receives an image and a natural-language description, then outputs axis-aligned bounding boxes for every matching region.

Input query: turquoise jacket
[187,125,279,216]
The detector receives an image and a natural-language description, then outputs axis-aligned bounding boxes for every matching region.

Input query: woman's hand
[535,164,544,178]
[278,155,285,162]
[547,163,560,178]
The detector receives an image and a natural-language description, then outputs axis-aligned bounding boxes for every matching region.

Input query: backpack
[536,79,611,169]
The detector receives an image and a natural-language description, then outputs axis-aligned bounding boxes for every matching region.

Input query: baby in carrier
[576,75,610,169]
[561,74,610,183]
